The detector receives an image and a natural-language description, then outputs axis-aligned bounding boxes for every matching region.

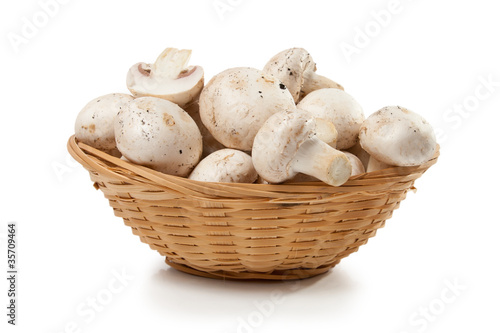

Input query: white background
[1,0,499,332]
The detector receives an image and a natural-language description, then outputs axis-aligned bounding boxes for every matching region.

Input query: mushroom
[75,93,134,153]
[184,99,225,157]
[342,151,365,176]
[314,117,339,148]
[286,150,365,183]
[199,67,296,151]
[255,176,271,184]
[346,141,371,171]
[297,88,365,150]
[284,173,319,183]
[114,97,202,176]
[126,48,204,108]
[252,110,352,186]
[189,149,257,183]
[263,47,343,103]
[366,156,393,173]
[359,106,437,166]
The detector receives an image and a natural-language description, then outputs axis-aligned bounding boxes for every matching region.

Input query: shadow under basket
[68,136,439,280]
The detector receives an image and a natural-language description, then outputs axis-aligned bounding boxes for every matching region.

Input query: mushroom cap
[252,110,317,182]
[114,97,202,176]
[188,149,257,183]
[184,100,225,158]
[263,47,343,103]
[359,106,437,166]
[75,93,134,151]
[126,48,204,108]
[199,67,296,151]
[263,48,315,103]
[297,88,365,150]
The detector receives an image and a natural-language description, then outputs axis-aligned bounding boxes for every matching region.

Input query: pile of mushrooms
[74,46,437,187]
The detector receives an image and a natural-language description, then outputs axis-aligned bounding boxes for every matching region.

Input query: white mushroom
[346,141,371,171]
[252,110,352,186]
[255,176,271,184]
[263,47,343,103]
[285,173,319,183]
[75,93,134,153]
[199,67,296,151]
[366,156,393,173]
[342,151,365,176]
[359,106,437,166]
[297,88,365,150]
[314,118,339,148]
[189,149,257,183]
[114,97,202,176]
[126,48,204,108]
[284,116,339,183]
[184,100,225,157]
[287,151,364,183]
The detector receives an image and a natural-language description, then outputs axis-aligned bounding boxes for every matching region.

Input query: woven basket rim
[67,135,440,199]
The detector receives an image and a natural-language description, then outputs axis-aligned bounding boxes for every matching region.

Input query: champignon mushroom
[199,67,296,151]
[263,47,343,103]
[75,93,134,153]
[286,150,364,183]
[114,97,202,176]
[314,117,339,148]
[252,110,352,186]
[283,117,339,184]
[342,151,365,176]
[346,141,371,171]
[255,176,271,184]
[297,88,365,150]
[359,106,437,166]
[184,100,225,157]
[366,156,393,173]
[126,48,204,108]
[188,149,257,183]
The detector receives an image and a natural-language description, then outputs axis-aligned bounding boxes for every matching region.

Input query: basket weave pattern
[68,136,439,280]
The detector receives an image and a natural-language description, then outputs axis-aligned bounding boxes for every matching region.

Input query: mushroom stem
[292,137,352,186]
[314,118,338,148]
[153,48,192,78]
[301,72,344,96]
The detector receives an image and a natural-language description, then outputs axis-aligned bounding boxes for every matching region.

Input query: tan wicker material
[68,135,439,280]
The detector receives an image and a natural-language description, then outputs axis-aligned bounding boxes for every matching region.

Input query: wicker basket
[68,135,439,280]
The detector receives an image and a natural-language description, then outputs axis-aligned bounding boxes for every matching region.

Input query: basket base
[164,259,340,281]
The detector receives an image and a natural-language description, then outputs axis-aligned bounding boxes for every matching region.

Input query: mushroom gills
[126,47,204,107]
